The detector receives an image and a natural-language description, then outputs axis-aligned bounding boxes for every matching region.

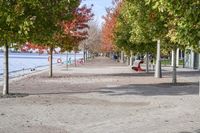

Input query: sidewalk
[0,57,200,133]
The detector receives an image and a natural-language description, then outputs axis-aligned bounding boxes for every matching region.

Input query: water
[0,52,83,80]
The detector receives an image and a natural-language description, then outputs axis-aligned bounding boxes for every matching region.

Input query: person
[114,54,118,61]
[149,54,154,70]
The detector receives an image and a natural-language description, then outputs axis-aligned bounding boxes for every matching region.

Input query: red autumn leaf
[101,1,122,52]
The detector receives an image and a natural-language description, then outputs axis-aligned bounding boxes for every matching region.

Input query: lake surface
[0,52,83,79]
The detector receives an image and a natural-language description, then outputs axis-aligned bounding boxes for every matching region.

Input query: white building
[184,49,200,69]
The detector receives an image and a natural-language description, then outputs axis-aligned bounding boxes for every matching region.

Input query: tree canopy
[0,0,38,45]
[102,0,199,55]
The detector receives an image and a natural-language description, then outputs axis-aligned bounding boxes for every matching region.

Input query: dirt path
[0,57,200,133]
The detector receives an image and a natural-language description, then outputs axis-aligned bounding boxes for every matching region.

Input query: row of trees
[102,0,200,83]
[79,22,102,61]
[0,0,93,95]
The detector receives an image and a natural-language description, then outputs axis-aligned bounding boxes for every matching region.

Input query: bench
[132,60,144,71]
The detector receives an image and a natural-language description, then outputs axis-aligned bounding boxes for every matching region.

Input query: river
[0,52,83,80]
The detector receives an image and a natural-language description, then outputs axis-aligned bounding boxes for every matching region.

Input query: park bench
[132,60,144,71]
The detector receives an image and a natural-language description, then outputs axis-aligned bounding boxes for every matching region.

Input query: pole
[155,40,162,78]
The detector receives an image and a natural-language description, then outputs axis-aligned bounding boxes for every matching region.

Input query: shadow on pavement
[39,72,155,79]
[99,82,199,96]
[9,82,198,97]
[179,129,200,133]
[0,93,29,99]
[164,71,200,78]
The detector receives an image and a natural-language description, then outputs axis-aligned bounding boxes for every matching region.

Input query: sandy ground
[0,57,200,133]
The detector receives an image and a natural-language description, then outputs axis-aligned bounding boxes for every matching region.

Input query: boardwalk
[0,57,200,133]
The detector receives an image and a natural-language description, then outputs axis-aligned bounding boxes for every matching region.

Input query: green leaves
[150,0,200,47]
[113,0,200,55]
[0,0,39,45]
[0,0,80,48]
[113,0,158,54]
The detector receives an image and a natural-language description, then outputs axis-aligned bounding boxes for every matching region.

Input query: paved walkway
[0,57,200,133]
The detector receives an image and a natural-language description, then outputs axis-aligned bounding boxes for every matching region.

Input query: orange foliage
[62,5,94,41]
[101,1,122,52]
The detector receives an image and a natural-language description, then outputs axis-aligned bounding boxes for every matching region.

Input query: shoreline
[0,59,85,86]
[0,52,84,75]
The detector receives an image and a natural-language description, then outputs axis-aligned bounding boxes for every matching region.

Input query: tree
[60,4,94,52]
[148,0,200,83]
[101,1,121,53]
[0,0,81,95]
[22,4,93,74]
[0,0,38,95]
[79,22,102,61]
[28,0,81,77]
[114,0,199,83]
[114,0,157,71]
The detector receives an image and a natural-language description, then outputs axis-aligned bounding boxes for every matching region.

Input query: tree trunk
[49,46,53,78]
[146,52,149,73]
[92,53,95,59]
[66,52,69,71]
[74,52,77,67]
[171,50,174,66]
[183,50,185,68]
[176,48,179,67]
[109,52,111,59]
[3,42,9,95]
[172,46,177,84]
[130,51,133,66]
[120,51,124,63]
[127,56,130,65]
[83,50,86,63]
[86,50,88,60]
[155,40,162,78]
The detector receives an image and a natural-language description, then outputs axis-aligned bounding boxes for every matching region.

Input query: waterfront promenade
[0,57,200,133]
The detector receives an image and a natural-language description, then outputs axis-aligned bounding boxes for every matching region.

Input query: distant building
[184,49,200,69]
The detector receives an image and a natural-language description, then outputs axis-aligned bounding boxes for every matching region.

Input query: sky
[81,0,113,26]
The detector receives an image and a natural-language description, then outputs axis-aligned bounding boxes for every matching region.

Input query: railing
[0,65,50,81]
[0,58,84,81]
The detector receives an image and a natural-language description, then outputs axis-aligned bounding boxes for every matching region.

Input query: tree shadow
[20,90,115,96]
[195,129,200,133]
[8,82,198,97]
[179,129,200,133]
[40,72,155,79]
[0,93,29,99]
[40,70,200,79]
[99,72,155,77]
[179,132,192,133]
[164,71,200,78]
[99,82,199,96]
